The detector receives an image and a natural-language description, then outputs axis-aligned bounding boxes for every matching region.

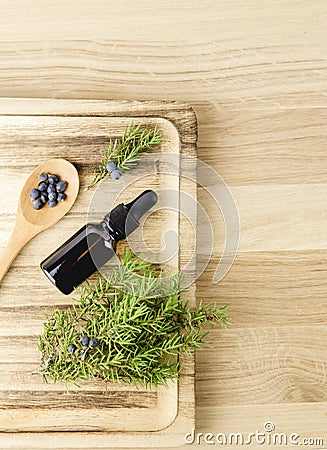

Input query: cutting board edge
[0,98,197,448]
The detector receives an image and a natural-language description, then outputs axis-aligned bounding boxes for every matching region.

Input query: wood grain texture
[196,326,327,405]
[0,1,325,110]
[198,251,327,327]
[196,105,327,186]
[0,0,326,448]
[0,100,197,445]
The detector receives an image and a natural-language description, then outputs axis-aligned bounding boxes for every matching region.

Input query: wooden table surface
[0,1,326,449]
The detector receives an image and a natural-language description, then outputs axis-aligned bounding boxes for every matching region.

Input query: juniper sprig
[87,122,164,189]
[38,250,230,389]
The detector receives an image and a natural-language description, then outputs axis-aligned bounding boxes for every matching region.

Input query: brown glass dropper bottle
[40,190,158,295]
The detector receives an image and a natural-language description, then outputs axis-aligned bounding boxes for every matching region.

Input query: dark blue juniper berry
[57,192,66,202]
[30,188,40,200]
[80,335,89,346]
[39,173,48,181]
[106,161,117,172]
[40,193,48,204]
[48,200,57,208]
[56,181,67,193]
[31,172,68,210]
[89,338,99,348]
[38,181,48,192]
[110,169,121,180]
[67,343,77,353]
[48,174,59,185]
[48,192,57,202]
[79,350,89,360]
[32,198,44,210]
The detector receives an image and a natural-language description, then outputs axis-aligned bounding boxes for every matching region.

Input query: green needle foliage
[88,122,164,189]
[38,251,230,389]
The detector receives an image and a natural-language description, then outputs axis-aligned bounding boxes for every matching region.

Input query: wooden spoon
[0,158,79,283]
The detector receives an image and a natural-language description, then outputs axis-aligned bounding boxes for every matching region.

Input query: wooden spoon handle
[0,219,37,284]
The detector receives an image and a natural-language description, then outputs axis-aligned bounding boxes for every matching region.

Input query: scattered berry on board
[106,161,117,172]
[29,173,68,210]
[106,161,122,181]
[110,169,121,180]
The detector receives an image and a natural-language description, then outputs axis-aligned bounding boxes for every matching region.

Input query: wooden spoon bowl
[0,158,79,283]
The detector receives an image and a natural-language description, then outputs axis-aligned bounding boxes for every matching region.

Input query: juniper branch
[38,251,230,389]
[87,122,164,189]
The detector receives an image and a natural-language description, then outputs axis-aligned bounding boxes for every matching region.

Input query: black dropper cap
[103,190,158,242]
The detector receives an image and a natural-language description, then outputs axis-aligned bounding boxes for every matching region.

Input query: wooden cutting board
[0,98,197,449]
